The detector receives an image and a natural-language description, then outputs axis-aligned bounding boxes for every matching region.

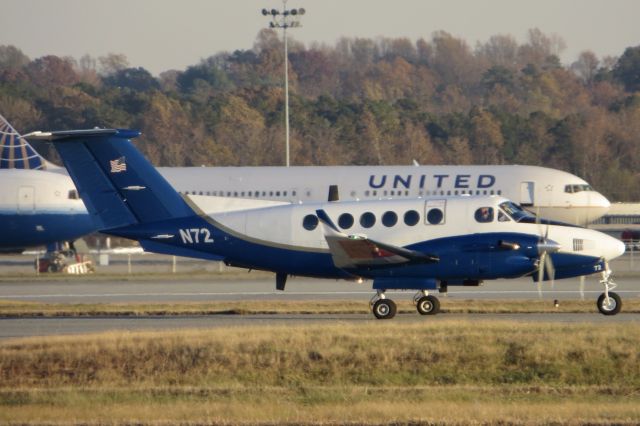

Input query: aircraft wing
[316,209,439,269]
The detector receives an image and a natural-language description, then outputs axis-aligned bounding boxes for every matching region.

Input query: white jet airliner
[159,164,610,225]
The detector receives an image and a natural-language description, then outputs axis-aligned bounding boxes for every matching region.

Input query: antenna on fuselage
[328,185,339,202]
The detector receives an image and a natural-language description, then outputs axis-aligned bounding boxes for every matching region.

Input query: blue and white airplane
[31,128,626,318]
[0,115,94,251]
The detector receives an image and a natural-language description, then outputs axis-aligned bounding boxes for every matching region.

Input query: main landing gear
[370,290,441,319]
[597,267,621,315]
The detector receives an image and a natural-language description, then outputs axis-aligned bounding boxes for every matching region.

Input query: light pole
[262,2,305,167]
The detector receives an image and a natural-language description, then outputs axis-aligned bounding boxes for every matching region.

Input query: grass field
[2,321,640,424]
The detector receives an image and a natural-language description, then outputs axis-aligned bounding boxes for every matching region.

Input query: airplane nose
[604,234,626,260]
[594,191,611,210]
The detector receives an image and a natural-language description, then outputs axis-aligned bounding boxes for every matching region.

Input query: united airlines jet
[160,164,610,225]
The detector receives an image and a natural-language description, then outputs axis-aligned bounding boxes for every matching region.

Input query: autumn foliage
[2,29,640,200]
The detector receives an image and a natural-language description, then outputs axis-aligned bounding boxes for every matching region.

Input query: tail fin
[0,113,52,170]
[26,129,195,230]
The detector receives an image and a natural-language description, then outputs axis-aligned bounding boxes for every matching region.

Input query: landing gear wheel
[372,299,397,319]
[416,295,440,315]
[597,292,621,316]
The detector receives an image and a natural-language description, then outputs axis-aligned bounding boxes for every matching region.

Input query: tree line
[1,29,640,201]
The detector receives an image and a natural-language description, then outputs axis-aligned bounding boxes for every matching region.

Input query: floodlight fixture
[260,0,306,167]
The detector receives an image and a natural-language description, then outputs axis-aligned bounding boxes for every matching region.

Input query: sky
[2,0,640,75]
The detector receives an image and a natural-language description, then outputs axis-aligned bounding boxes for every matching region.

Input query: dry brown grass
[3,298,640,317]
[1,322,640,424]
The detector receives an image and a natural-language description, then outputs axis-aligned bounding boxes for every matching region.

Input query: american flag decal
[110,156,127,173]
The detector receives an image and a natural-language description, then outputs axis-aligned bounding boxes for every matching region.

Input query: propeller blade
[537,280,543,299]
[544,251,555,289]
[537,252,546,284]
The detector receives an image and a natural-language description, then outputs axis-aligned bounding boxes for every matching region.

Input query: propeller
[535,207,559,299]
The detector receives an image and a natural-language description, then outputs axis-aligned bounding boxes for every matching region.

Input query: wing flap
[317,209,439,269]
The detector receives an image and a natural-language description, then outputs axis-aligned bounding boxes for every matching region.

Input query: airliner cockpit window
[499,201,536,223]
[68,190,79,200]
[474,207,494,223]
[565,184,593,193]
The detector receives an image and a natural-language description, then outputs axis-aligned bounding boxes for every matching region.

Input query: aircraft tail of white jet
[0,113,57,170]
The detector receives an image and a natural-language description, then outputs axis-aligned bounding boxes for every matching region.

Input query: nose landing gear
[597,267,621,316]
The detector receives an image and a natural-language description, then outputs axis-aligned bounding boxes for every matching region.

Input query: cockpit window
[474,207,494,223]
[498,210,510,222]
[499,201,537,223]
[68,190,79,200]
[564,184,593,193]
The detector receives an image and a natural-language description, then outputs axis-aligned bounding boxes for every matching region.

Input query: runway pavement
[1,275,639,303]
[1,274,639,339]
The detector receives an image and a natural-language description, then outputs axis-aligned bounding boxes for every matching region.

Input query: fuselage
[0,168,94,249]
[129,194,623,281]
[158,165,611,226]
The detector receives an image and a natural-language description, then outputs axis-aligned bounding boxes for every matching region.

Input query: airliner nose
[594,191,611,210]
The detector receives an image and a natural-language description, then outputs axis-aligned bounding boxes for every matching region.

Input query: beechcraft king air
[31,128,626,318]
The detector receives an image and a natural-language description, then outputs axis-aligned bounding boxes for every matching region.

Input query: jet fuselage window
[426,208,444,225]
[475,207,494,223]
[338,213,354,229]
[68,190,79,200]
[404,210,420,226]
[360,212,376,228]
[565,184,594,193]
[302,214,319,231]
[382,211,398,227]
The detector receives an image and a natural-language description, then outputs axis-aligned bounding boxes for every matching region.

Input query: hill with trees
[1,29,640,201]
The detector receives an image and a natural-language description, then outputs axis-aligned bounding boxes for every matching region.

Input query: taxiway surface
[1,275,639,303]
[1,275,639,339]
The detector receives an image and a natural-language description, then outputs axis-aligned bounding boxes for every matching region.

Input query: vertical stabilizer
[27,129,196,231]
[0,114,51,170]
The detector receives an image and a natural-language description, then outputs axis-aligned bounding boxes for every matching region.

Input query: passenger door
[520,182,534,206]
